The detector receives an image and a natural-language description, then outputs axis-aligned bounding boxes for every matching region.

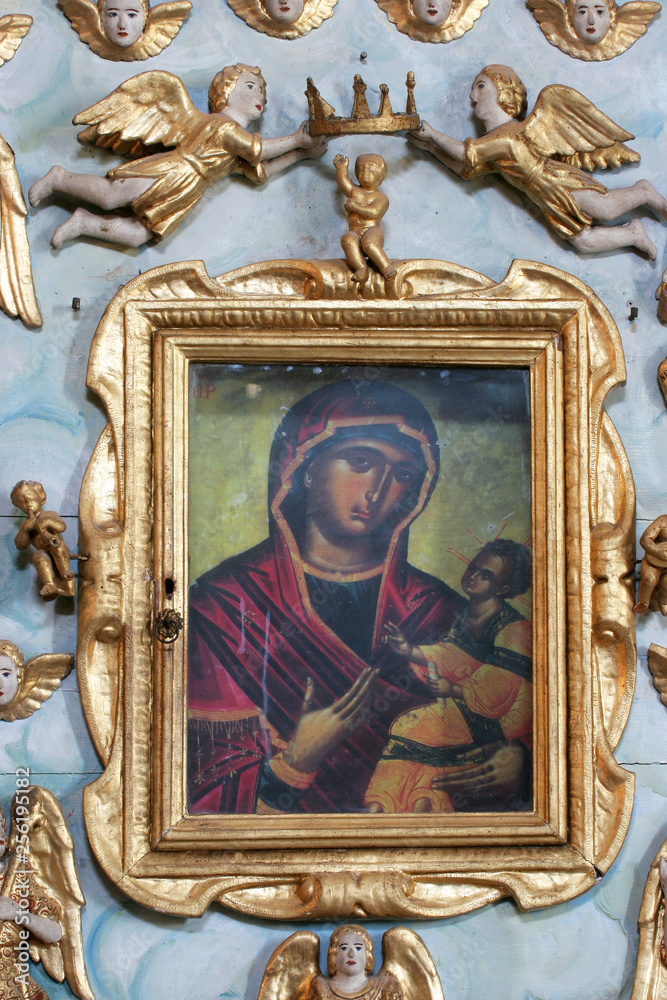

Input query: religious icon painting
[187,365,533,818]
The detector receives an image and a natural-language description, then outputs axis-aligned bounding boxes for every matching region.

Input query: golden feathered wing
[523,85,640,171]
[374,0,488,42]
[58,0,191,60]
[381,927,445,1000]
[0,14,32,67]
[257,930,321,1000]
[74,70,206,158]
[0,653,74,722]
[0,135,41,329]
[12,787,94,1000]
[226,0,336,39]
[526,0,659,59]
[130,0,191,58]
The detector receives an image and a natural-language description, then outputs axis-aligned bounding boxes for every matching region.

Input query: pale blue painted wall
[0,0,665,995]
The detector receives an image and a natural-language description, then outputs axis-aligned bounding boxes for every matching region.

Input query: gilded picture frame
[77,255,636,920]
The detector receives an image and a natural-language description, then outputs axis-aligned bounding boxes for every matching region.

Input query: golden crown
[306,72,420,137]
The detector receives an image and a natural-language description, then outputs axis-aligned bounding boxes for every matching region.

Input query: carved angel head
[327,926,374,978]
[58,0,191,61]
[374,0,487,42]
[476,65,528,120]
[0,641,23,707]
[226,0,336,39]
[527,0,660,60]
[209,64,267,123]
[98,0,148,46]
[0,641,73,722]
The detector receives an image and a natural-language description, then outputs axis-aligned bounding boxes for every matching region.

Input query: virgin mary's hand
[431,742,526,808]
[284,668,378,774]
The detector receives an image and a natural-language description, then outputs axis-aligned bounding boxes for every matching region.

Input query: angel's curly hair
[0,641,24,685]
[478,65,528,121]
[209,64,267,114]
[327,925,374,976]
[97,0,151,21]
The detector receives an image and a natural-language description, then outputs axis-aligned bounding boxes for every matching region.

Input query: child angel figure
[365,540,532,814]
[11,481,75,600]
[334,153,397,283]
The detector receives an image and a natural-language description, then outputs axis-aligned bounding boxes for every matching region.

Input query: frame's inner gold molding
[77,257,635,919]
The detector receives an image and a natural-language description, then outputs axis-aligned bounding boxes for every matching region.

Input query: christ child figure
[634,514,667,615]
[11,481,75,600]
[333,153,397,283]
[365,539,532,814]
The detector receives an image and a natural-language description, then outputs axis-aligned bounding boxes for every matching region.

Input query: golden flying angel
[0,786,94,1000]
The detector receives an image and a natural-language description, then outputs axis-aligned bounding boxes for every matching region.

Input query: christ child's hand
[383,621,414,659]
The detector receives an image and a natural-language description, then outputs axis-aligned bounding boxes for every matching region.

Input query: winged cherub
[0,15,41,329]
[256,925,445,1000]
[374,0,489,43]
[0,786,94,1000]
[408,64,667,257]
[29,65,325,249]
[526,0,660,60]
[57,0,191,61]
[0,641,73,722]
[227,0,336,39]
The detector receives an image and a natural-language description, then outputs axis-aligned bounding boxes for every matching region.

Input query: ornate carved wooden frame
[77,256,636,920]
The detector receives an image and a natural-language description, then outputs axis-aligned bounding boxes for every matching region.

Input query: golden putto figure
[11,481,76,600]
[0,786,93,1000]
[0,15,41,329]
[256,925,445,1000]
[408,64,667,257]
[0,640,73,722]
[634,514,667,615]
[226,0,336,39]
[57,0,192,61]
[374,0,489,42]
[334,153,397,284]
[526,0,660,60]
[29,65,324,249]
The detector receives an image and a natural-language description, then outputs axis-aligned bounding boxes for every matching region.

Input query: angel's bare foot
[52,207,152,249]
[635,179,667,221]
[633,601,649,614]
[628,220,658,259]
[29,166,66,207]
[28,165,69,208]
[570,220,656,258]
[352,265,369,283]
[39,583,58,599]
[384,265,397,279]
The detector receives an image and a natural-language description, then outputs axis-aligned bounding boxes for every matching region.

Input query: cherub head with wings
[527,0,660,59]
[226,0,336,39]
[58,0,191,60]
[0,641,73,722]
[374,0,488,42]
[257,925,445,1000]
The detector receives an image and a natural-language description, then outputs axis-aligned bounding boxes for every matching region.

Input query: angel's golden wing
[74,70,206,159]
[0,135,41,329]
[227,0,336,39]
[129,0,191,58]
[523,85,640,171]
[0,14,32,67]
[14,787,94,1000]
[0,652,73,722]
[381,927,445,1000]
[374,0,487,41]
[525,0,590,57]
[600,0,661,57]
[57,0,121,59]
[257,930,321,1000]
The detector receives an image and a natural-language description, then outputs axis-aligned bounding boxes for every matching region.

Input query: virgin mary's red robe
[187,380,465,813]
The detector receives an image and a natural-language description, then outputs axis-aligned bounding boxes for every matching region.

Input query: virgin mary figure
[187,379,528,814]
